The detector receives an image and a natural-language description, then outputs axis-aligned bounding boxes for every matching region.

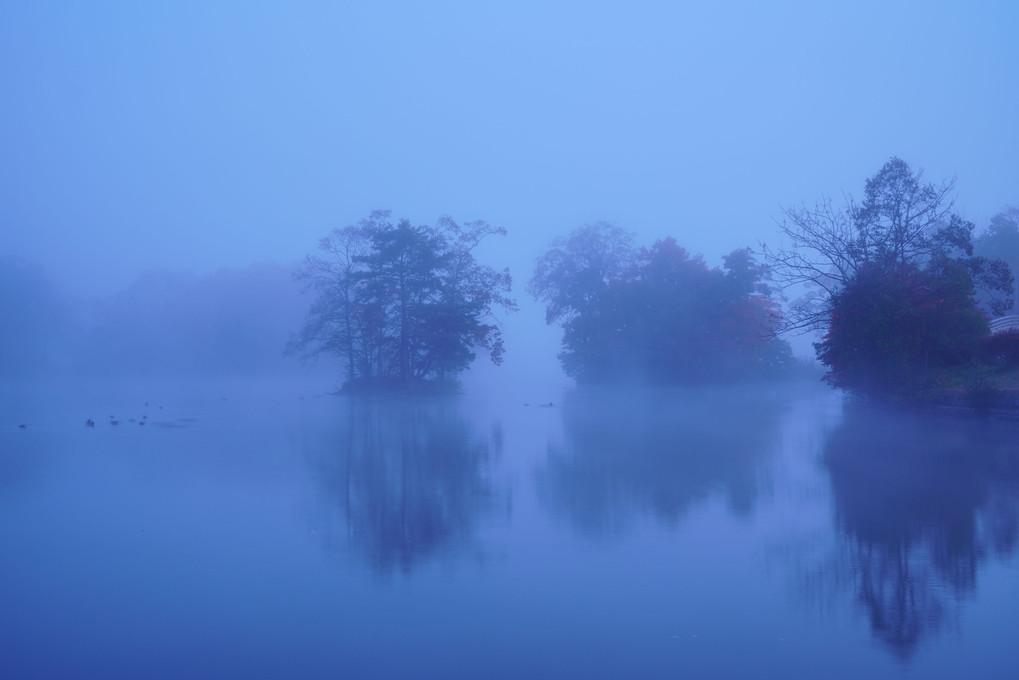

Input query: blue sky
[2,0,1016,303]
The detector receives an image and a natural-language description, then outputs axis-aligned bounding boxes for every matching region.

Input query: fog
[3,2,1017,390]
[4,8,1019,676]
[0,257,311,380]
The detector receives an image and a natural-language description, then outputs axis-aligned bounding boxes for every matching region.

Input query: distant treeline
[3,158,1018,399]
[0,259,308,379]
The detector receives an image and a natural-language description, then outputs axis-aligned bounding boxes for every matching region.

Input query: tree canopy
[815,260,989,395]
[974,207,1019,313]
[288,211,516,392]
[530,224,792,384]
[765,157,1013,397]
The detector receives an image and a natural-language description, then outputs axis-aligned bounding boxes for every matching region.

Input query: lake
[2,377,1018,679]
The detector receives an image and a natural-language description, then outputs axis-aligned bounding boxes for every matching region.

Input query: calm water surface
[2,377,1018,678]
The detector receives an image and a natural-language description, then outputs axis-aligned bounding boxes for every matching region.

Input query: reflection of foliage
[536,387,783,537]
[307,397,498,576]
[819,407,1019,658]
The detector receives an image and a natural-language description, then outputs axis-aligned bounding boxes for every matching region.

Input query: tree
[765,158,1013,396]
[765,157,1000,331]
[815,261,987,395]
[288,211,516,391]
[529,222,636,325]
[287,218,375,381]
[974,207,1019,313]
[530,224,791,384]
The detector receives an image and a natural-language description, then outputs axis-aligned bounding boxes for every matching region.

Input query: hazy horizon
[3,1,1017,384]
[4,2,1017,292]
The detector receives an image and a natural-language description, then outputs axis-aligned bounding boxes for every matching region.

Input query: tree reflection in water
[820,406,1019,659]
[306,397,500,576]
[536,386,785,537]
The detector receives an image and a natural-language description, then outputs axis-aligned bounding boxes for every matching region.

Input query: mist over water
[3,2,1019,677]
[3,376,1019,678]
[3,3,1017,388]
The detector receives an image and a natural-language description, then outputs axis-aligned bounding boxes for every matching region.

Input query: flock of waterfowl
[12,396,552,430]
[101,414,148,426]
[14,401,166,431]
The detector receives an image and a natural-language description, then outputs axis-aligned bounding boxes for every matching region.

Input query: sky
[2,1,1017,378]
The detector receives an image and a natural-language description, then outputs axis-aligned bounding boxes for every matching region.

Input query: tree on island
[288,210,516,392]
[529,223,793,384]
[764,157,1013,398]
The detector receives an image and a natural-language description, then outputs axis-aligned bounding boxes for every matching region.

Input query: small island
[286,211,516,394]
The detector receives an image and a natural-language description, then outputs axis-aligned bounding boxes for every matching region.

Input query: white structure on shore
[990,316,1019,334]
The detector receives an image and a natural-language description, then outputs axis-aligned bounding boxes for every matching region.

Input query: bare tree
[762,158,969,332]
[287,213,379,379]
